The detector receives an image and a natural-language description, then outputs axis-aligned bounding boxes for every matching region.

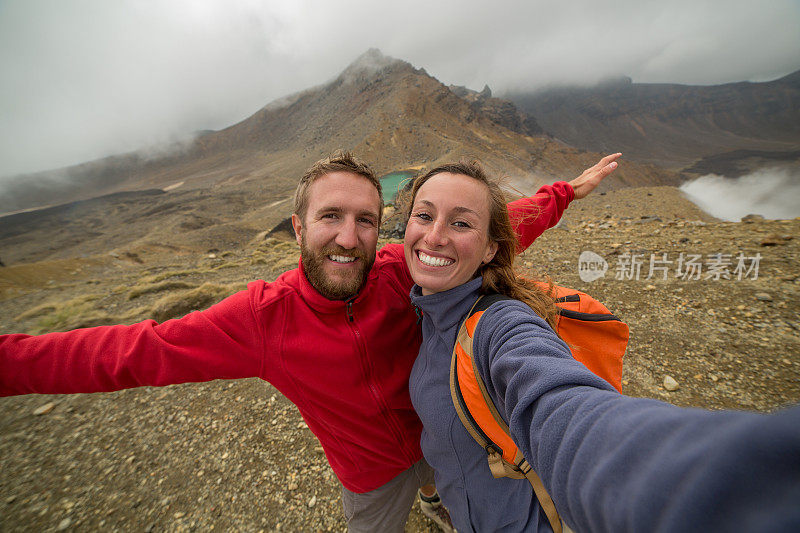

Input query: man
[0,151,620,531]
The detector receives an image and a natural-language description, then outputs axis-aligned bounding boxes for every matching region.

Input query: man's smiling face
[292,171,381,300]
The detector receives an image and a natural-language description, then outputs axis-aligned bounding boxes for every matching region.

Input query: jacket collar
[410,277,483,333]
[296,257,376,314]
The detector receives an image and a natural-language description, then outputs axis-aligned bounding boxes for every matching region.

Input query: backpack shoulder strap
[449,294,565,533]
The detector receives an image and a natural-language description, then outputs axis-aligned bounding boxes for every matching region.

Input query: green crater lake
[379,170,416,205]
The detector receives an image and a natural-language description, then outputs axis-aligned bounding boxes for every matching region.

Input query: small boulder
[33,402,56,416]
[760,234,783,246]
[663,375,680,392]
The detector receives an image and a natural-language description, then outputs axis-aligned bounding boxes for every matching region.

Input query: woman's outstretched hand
[569,153,622,199]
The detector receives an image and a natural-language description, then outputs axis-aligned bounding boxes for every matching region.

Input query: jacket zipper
[345,297,417,464]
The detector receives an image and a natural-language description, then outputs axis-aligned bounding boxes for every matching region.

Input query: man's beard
[300,241,375,300]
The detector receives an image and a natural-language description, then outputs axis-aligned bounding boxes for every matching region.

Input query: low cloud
[680,167,800,221]
[1,0,798,177]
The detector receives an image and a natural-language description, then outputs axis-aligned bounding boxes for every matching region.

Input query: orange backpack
[449,286,629,533]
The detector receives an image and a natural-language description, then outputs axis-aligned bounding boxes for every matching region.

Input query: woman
[402,161,800,532]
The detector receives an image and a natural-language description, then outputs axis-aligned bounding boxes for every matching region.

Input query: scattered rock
[174,511,186,519]
[741,214,765,223]
[33,402,56,416]
[122,251,144,264]
[307,496,317,508]
[755,293,773,302]
[760,235,783,246]
[57,517,72,531]
[635,215,662,224]
[663,376,680,392]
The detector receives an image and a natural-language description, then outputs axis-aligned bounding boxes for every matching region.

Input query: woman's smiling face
[404,173,498,295]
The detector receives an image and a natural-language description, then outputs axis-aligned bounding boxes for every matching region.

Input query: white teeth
[329,255,356,263]
[418,251,453,267]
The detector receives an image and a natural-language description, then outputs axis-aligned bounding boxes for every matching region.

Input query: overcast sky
[1,0,799,178]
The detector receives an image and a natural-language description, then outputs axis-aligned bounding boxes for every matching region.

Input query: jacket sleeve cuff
[507,181,574,253]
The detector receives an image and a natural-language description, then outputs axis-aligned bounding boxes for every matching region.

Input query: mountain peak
[340,49,409,81]
[349,48,395,68]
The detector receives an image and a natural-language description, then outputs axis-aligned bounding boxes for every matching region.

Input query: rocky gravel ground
[1,186,798,532]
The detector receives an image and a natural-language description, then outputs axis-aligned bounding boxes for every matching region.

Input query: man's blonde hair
[294,151,383,222]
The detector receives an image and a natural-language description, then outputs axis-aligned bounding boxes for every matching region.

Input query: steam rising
[680,167,800,221]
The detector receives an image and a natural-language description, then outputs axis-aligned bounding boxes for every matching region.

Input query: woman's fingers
[569,153,622,199]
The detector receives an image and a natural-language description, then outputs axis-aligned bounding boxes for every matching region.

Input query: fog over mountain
[0,50,683,216]
[1,0,799,178]
[506,71,800,169]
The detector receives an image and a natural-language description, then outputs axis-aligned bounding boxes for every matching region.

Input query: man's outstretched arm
[509,153,621,251]
[0,288,264,396]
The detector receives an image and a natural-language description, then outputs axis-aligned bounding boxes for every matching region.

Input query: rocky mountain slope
[1,186,798,532]
[0,50,679,215]
[506,71,800,171]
